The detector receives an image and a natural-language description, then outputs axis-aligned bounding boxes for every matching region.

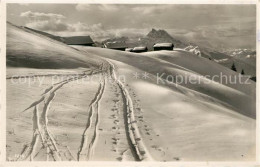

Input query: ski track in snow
[16,71,97,161]
[18,106,40,161]
[106,60,153,161]
[77,70,106,161]
[13,59,152,161]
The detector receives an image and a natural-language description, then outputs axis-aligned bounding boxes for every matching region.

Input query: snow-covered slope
[6,23,256,161]
[75,46,255,161]
[7,22,101,69]
[105,59,255,161]
[78,47,255,118]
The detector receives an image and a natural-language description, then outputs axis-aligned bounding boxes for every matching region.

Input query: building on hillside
[63,36,94,46]
[104,42,127,51]
[125,48,133,52]
[153,43,174,51]
[132,46,148,53]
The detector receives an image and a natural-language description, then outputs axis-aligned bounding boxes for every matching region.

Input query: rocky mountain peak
[147,28,173,39]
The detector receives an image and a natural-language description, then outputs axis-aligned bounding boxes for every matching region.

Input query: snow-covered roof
[104,42,127,49]
[63,36,94,45]
[153,43,173,47]
[125,48,133,52]
[133,46,147,51]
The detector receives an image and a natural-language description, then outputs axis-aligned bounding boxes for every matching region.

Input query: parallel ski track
[17,71,99,161]
[106,60,153,161]
[77,65,106,161]
[16,59,153,161]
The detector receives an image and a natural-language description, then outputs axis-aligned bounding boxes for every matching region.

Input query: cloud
[167,22,256,49]
[75,4,118,12]
[25,18,105,34]
[26,20,68,31]
[132,5,170,15]
[75,4,91,11]
[21,11,68,31]
[20,9,106,33]
[68,22,103,32]
[54,27,150,41]
[20,11,66,20]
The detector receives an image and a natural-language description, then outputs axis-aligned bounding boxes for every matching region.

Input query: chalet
[63,36,94,46]
[153,43,174,51]
[125,48,133,52]
[104,42,127,51]
[132,46,148,53]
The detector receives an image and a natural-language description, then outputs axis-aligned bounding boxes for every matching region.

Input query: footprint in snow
[140,151,146,155]
[113,120,119,125]
[111,108,117,112]
[110,114,116,118]
[116,157,122,161]
[173,157,180,161]
[112,126,117,130]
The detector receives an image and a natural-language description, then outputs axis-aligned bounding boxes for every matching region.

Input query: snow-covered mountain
[101,28,186,50]
[225,49,256,58]
[184,45,202,57]
[224,49,256,66]
[146,28,184,47]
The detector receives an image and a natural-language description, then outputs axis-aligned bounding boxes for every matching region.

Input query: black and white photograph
[2,1,258,164]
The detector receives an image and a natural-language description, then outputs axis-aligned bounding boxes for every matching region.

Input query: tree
[250,76,256,82]
[231,63,237,72]
[241,69,245,75]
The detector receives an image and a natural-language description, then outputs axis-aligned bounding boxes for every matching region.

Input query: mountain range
[12,23,256,77]
[102,28,256,77]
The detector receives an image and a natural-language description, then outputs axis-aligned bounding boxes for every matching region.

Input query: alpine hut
[125,48,134,52]
[63,36,94,46]
[104,42,127,51]
[132,46,148,53]
[153,43,174,51]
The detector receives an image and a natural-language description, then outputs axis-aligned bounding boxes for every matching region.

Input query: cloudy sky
[7,3,256,50]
